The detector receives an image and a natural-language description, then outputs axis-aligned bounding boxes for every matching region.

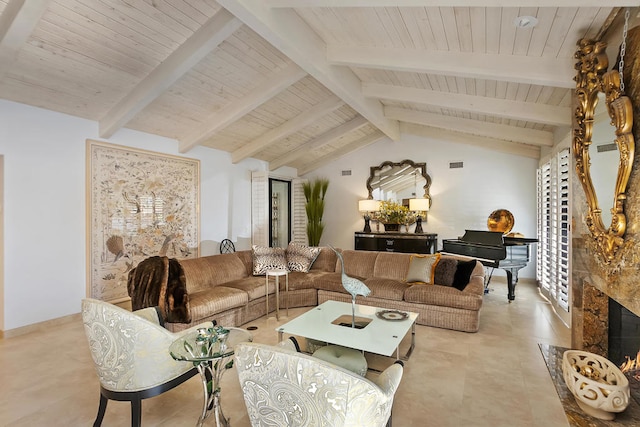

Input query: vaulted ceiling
[0,1,634,173]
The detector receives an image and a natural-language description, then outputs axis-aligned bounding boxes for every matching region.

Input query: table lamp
[409,198,430,233]
[358,199,380,233]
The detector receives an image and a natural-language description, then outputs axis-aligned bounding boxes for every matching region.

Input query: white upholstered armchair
[234,342,404,427]
[81,298,213,427]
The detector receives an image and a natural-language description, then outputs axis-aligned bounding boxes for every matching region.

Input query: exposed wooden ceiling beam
[384,106,554,147]
[363,83,571,126]
[218,0,400,141]
[99,9,242,139]
[297,131,386,175]
[231,96,343,163]
[267,1,640,7]
[179,62,306,153]
[0,0,50,79]
[269,116,369,170]
[402,123,541,159]
[328,46,575,89]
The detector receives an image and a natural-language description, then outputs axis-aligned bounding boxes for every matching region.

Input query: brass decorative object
[487,209,514,234]
[573,38,635,264]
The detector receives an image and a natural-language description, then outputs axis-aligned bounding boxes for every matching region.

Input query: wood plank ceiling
[0,1,633,173]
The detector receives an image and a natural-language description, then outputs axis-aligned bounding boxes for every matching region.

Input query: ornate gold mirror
[366,160,431,204]
[574,39,635,263]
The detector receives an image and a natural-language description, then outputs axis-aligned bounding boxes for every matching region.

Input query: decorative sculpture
[329,246,371,328]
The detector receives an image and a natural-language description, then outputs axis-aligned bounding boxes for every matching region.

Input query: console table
[354,232,438,254]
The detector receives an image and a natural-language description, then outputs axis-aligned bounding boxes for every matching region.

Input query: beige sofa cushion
[288,271,326,290]
[312,272,359,294]
[404,285,482,310]
[363,278,407,301]
[181,253,249,294]
[311,247,338,272]
[340,250,379,278]
[234,250,254,276]
[221,276,268,301]
[188,286,248,322]
[372,252,412,281]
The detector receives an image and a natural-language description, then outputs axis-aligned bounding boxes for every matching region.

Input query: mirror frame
[574,38,635,263]
[366,159,432,205]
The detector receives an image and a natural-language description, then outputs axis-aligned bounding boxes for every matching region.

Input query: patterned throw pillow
[286,242,321,273]
[252,245,288,275]
[405,253,441,284]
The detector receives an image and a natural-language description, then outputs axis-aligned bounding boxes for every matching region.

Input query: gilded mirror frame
[574,38,635,263]
[366,159,432,204]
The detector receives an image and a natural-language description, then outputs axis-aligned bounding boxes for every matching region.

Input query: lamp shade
[358,199,380,212]
[409,198,430,212]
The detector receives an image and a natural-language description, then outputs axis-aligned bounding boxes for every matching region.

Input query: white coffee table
[277,300,417,360]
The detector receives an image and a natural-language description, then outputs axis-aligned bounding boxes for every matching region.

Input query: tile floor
[0,278,571,427]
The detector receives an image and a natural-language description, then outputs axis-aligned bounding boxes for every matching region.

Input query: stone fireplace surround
[551,19,640,426]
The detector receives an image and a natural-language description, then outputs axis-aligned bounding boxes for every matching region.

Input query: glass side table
[265,269,289,320]
[169,326,252,427]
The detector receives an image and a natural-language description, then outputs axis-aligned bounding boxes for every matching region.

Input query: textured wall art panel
[87,140,200,302]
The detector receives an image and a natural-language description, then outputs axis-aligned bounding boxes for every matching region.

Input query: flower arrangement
[373,200,414,224]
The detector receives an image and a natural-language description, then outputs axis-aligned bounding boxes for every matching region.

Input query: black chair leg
[131,399,142,427]
[93,394,108,427]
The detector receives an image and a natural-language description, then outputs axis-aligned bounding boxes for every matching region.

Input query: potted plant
[303,178,329,246]
[374,200,414,232]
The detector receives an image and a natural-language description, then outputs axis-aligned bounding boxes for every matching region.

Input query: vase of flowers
[374,200,414,232]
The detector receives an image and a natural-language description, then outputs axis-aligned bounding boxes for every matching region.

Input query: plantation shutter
[537,162,552,292]
[251,171,269,247]
[556,150,570,313]
[537,149,570,325]
[292,178,308,245]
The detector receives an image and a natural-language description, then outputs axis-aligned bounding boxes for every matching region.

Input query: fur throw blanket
[127,256,191,323]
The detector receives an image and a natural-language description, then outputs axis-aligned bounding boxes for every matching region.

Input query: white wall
[0,100,540,329]
[303,133,539,280]
[0,100,266,330]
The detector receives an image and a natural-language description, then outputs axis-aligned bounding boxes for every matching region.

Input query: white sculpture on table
[329,245,371,328]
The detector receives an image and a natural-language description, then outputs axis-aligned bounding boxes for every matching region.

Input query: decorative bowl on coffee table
[562,349,630,420]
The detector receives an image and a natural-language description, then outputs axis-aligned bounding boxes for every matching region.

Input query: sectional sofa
[127,247,485,333]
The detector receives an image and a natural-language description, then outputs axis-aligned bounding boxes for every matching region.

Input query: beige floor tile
[0,278,571,427]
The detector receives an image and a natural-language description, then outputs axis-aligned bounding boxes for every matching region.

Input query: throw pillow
[252,245,287,275]
[452,259,477,291]
[405,253,441,284]
[286,242,321,273]
[434,257,458,286]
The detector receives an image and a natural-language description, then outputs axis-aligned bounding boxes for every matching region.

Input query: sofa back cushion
[234,250,254,276]
[372,252,412,281]
[180,253,249,294]
[310,247,338,272]
[340,250,379,278]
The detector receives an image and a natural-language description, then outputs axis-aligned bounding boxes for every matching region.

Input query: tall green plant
[303,178,329,246]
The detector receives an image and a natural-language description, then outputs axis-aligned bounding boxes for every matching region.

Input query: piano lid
[458,229,505,247]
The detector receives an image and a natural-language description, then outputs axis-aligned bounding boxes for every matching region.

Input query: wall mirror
[574,38,635,263]
[366,159,431,204]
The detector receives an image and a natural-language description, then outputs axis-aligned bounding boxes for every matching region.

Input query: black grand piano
[442,230,538,301]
